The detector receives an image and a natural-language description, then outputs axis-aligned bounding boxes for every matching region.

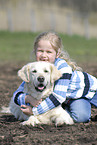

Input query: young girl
[13,31,97,123]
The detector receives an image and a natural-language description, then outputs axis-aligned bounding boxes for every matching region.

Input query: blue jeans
[68,98,91,123]
[65,90,97,123]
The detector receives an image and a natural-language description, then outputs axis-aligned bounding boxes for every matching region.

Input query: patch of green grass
[0,31,38,63]
[61,34,97,63]
[0,31,97,64]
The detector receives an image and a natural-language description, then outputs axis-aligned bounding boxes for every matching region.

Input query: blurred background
[0,0,97,65]
[0,0,97,38]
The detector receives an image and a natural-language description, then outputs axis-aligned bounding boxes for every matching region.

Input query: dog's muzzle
[35,76,46,92]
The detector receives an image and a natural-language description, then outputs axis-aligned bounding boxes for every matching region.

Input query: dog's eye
[32,70,37,73]
[44,70,49,73]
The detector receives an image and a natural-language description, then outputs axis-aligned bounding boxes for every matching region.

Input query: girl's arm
[13,81,41,107]
[32,58,73,116]
[13,81,26,105]
[32,73,72,115]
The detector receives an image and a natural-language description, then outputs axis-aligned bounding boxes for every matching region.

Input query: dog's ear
[18,64,30,82]
[50,64,62,83]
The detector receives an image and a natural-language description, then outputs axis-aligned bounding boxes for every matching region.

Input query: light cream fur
[9,61,74,126]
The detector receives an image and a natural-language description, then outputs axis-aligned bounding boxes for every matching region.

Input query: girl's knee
[71,112,90,123]
[69,98,91,123]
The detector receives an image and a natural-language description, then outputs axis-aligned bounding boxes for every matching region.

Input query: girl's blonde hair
[33,31,82,71]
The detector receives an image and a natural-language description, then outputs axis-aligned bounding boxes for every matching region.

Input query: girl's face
[36,40,58,63]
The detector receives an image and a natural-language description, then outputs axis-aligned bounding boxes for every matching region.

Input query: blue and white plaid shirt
[13,58,97,115]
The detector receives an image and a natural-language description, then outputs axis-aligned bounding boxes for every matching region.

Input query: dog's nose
[37,76,44,82]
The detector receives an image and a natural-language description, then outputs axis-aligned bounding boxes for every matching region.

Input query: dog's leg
[0,106,11,113]
[9,98,28,121]
[49,106,74,126]
[21,116,40,126]
[20,106,74,126]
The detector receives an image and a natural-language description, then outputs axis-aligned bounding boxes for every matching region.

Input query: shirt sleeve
[32,58,73,116]
[13,81,27,106]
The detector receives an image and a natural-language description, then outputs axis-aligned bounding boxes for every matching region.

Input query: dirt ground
[0,62,97,145]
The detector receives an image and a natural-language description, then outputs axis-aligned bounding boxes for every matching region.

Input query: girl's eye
[32,70,37,73]
[37,49,43,52]
[47,51,52,53]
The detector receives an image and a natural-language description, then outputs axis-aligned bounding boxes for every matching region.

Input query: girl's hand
[25,95,42,107]
[21,105,33,116]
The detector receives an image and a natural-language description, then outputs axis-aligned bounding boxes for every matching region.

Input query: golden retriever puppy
[9,61,74,126]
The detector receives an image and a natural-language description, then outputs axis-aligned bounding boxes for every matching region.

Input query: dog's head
[18,61,62,92]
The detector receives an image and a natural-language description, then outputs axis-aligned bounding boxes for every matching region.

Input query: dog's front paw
[21,120,35,126]
[21,116,40,126]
